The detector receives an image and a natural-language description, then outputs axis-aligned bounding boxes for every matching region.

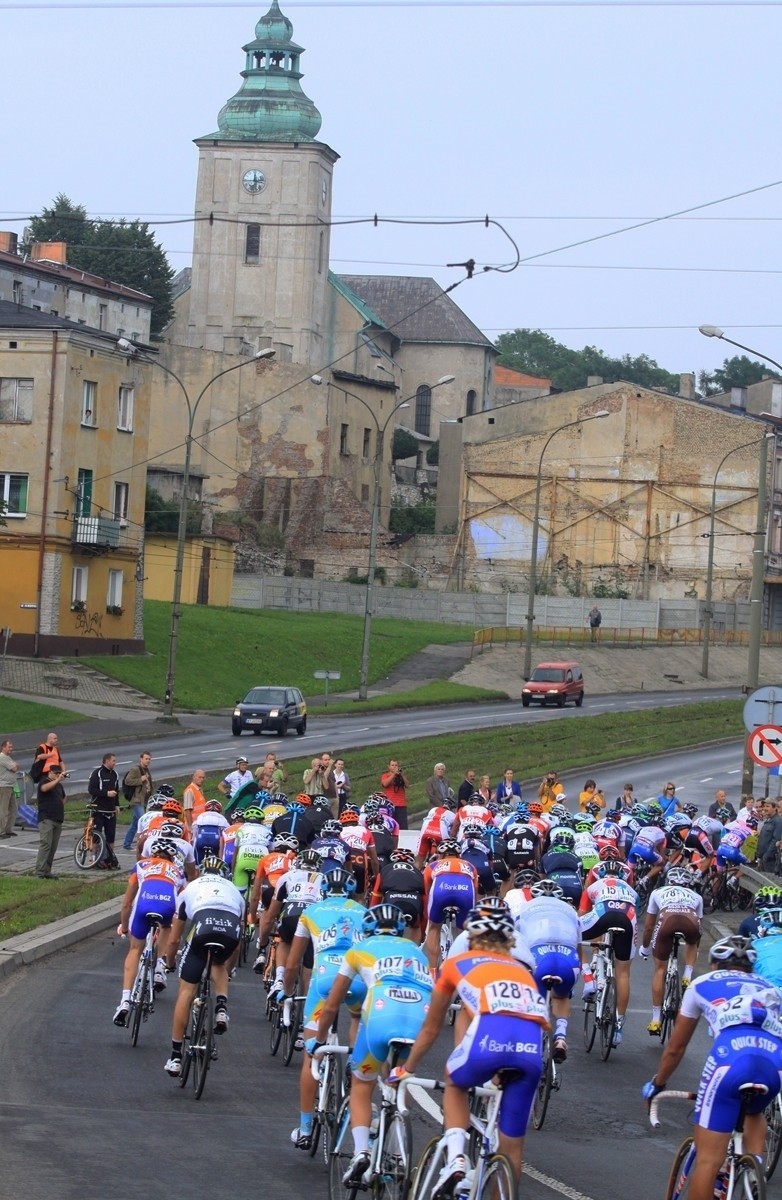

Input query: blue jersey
[680,968,782,1038]
[751,938,782,992]
[339,932,432,996]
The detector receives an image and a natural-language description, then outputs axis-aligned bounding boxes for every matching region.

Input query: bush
[389,498,436,535]
[426,441,439,466]
[392,429,418,461]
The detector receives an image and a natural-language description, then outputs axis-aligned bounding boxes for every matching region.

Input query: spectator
[495,768,522,804]
[708,789,737,822]
[272,758,288,790]
[736,794,758,824]
[0,738,19,837]
[425,762,450,808]
[476,774,494,804]
[457,769,477,807]
[538,770,565,812]
[757,800,782,874]
[218,757,254,799]
[579,778,605,812]
[318,753,338,803]
[183,768,208,829]
[35,764,67,879]
[614,783,635,812]
[658,782,679,818]
[332,758,351,813]
[33,732,64,778]
[121,750,153,849]
[587,605,602,643]
[88,752,121,869]
[380,758,410,828]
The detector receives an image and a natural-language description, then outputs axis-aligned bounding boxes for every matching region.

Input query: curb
[0,897,119,983]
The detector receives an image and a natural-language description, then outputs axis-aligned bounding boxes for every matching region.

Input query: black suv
[232,686,307,737]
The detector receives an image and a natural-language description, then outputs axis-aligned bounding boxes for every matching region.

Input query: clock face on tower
[242,169,267,194]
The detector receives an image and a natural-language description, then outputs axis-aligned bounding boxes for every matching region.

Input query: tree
[144,486,201,535]
[29,195,175,337]
[698,355,779,397]
[426,440,439,466]
[392,428,418,461]
[495,329,680,394]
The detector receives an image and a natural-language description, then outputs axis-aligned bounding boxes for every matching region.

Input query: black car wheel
[278,717,289,737]
[575,692,584,707]
[296,717,307,736]
[232,723,242,736]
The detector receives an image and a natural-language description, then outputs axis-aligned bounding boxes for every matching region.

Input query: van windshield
[244,688,287,705]
[530,668,566,683]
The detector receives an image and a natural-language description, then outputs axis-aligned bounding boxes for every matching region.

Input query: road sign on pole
[743,686,782,733]
[313,669,341,707]
[746,725,782,767]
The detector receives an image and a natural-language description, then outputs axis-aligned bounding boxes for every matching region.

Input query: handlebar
[649,1090,697,1129]
[394,1075,444,1115]
[311,1043,351,1079]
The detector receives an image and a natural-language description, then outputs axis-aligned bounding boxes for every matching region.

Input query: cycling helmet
[363,903,406,936]
[312,795,332,811]
[683,803,699,819]
[321,867,358,896]
[365,815,386,833]
[666,866,696,888]
[631,803,649,820]
[746,814,759,831]
[157,784,176,798]
[148,837,177,861]
[709,935,757,966]
[254,789,274,806]
[646,802,664,822]
[339,809,359,827]
[514,801,529,818]
[146,796,165,812]
[272,833,299,853]
[295,849,322,870]
[464,906,515,942]
[595,860,632,881]
[574,818,594,833]
[598,845,622,862]
[158,820,184,839]
[162,800,183,818]
[550,804,569,821]
[377,798,396,817]
[514,868,541,889]
[443,794,458,811]
[550,827,576,851]
[755,885,782,912]
[584,801,602,817]
[294,793,313,807]
[757,909,782,937]
[528,802,543,816]
[715,805,731,822]
[605,809,621,823]
[461,821,485,840]
[242,805,265,823]
[205,799,223,814]
[530,879,564,900]
[363,797,380,816]
[201,854,231,879]
[390,848,416,866]
[496,802,514,817]
[275,792,289,807]
[473,896,512,915]
[321,819,343,837]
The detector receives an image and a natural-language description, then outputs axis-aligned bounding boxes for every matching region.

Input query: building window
[72,565,88,605]
[82,380,97,425]
[466,389,477,416]
[0,377,33,422]
[107,569,123,609]
[415,384,432,437]
[98,304,107,331]
[118,385,134,431]
[340,423,349,455]
[361,483,370,502]
[362,428,371,457]
[12,280,22,304]
[76,468,93,517]
[113,481,129,523]
[318,229,324,275]
[0,472,28,517]
[245,224,261,264]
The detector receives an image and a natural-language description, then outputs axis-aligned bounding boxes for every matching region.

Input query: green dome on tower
[205,1,322,142]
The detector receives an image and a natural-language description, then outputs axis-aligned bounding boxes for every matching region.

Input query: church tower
[186,1,338,362]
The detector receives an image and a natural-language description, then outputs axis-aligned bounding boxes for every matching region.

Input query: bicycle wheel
[269,1001,283,1056]
[660,967,681,1046]
[599,976,617,1061]
[532,1035,554,1130]
[477,1154,517,1200]
[583,996,597,1053]
[765,1097,782,1180]
[283,998,302,1067]
[74,830,106,869]
[322,1057,344,1166]
[129,960,150,1047]
[409,1136,446,1200]
[192,991,214,1100]
[375,1110,412,1200]
[734,1154,767,1200]
[179,1008,196,1088]
[328,1097,356,1200]
[439,921,453,963]
[665,1136,695,1200]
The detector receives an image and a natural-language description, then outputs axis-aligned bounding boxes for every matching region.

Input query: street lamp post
[117,339,275,717]
[333,374,455,700]
[522,411,610,681]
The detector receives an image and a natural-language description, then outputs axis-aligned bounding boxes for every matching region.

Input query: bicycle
[327,1038,414,1200]
[438,905,460,965]
[311,1039,350,1163]
[178,942,223,1100]
[127,914,162,1047]
[583,927,622,1061]
[532,972,563,1130]
[764,1093,782,1181]
[659,933,684,1045]
[650,1087,768,1200]
[238,870,256,967]
[73,804,106,870]
[406,1075,517,1200]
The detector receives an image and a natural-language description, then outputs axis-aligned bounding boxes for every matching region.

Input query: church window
[245,224,261,264]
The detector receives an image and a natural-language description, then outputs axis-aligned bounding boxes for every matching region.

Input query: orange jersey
[437,950,549,1024]
[145,814,191,842]
[423,856,478,899]
[132,855,182,888]
[258,849,295,888]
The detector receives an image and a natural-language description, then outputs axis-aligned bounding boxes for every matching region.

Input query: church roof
[336,275,495,351]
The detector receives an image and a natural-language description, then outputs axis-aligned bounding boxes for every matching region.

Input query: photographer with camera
[34,762,69,879]
[381,757,410,829]
[88,752,121,870]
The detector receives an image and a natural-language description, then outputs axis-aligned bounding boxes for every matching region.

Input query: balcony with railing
[71,515,140,553]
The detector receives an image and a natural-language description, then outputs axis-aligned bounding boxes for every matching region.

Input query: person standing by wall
[35,764,67,878]
[122,751,153,849]
[88,752,121,869]
[587,605,602,644]
[0,738,19,837]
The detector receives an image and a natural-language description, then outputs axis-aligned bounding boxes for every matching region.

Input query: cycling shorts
[233,849,262,891]
[302,953,366,1028]
[716,845,746,867]
[416,833,441,863]
[490,856,510,884]
[193,828,221,864]
[279,905,314,968]
[529,945,581,999]
[381,890,424,929]
[547,872,583,906]
[651,911,700,961]
[128,882,177,941]
[178,908,242,984]
[580,910,636,961]
[628,842,661,866]
[695,1030,782,1133]
[349,984,429,1082]
[446,1012,543,1138]
[427,875,476,927]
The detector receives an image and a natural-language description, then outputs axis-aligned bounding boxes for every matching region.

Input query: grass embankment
[0,698,86,735]
[82,601,475,710]
[0,876,126,941]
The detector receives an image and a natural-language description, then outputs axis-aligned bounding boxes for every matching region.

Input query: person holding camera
[381,758,410,829]
[88,752,121,869]
[34,763,69,879]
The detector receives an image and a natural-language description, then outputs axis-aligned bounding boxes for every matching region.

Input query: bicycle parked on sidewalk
[73,804,106,870]
[583,927,622,1061]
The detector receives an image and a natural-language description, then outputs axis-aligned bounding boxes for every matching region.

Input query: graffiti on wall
[74,609,103,637]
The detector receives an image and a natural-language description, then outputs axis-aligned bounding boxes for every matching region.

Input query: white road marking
[699,778,713,783]
[408,1083,443,1123]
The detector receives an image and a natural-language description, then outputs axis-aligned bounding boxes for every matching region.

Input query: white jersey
[515,895,581,951]
[504,886,532,925]
[275,866,325,908]
[449,928,535,970]
[680,969,782,1039]
[141,833,194,873]
[573,832,599,861]
[192,812,229,833]
[235,823,272,855]
[632,825,666,851]
[647,884,703,920]
[177,874,245,920]
[136,811,157,841]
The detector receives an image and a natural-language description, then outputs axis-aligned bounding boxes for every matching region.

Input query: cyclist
[422,839,479,972]
[540,826,584,906]
[248,832,299,972]
[643,936,782,1200]
[627,804,667,889]
[191,799,228,866]
[271,795,316,847]
[580,857,638,1047]
[283,867,367,1150]
[572,815,600,875]
[416,793,458,867]
[504,867,542,924]
[231,804,272,895]
[458,821,498,897]
[163,855,245,1077]
[338,806,379,898]
[638,865,703,1035]
[309,794,334,837]
[308,903,432,1187]
[311,817,351,873]
[220,808,244,871]
[515,878,581,1063]
[368,847,426,943]
[751,907,782,988]
[452,792,494,838]
[258,847,325,1003]
[389,905,548,1192]
[113,838,182,1025]
[140,818,197,882]
[592,812,623,856]
[739,884,782,938]
[365,813,396,867]
[133,794,166,849]
[503,820,542,873]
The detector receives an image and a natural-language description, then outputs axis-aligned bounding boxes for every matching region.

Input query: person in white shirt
[218,757,254,799]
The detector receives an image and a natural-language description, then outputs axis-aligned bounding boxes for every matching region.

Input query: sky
[2,0,782,381]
